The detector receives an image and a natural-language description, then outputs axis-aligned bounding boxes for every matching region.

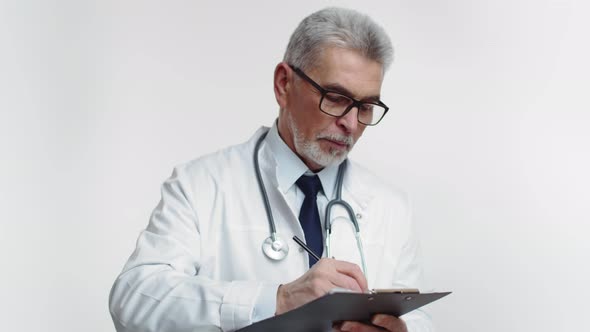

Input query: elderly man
[110,7,433,332]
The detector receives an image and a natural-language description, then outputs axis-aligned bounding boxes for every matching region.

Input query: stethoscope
[254,130,368,275]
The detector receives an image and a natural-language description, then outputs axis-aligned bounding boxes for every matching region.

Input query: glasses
[289,65,389,126]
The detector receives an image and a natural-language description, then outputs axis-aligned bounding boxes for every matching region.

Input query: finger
[371,314,407,332]
[340,321,381,332]
[329,272,364,292]
[332,321,343,331]
[332,260,368,291]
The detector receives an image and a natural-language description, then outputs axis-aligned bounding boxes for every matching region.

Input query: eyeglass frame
[288,64,389,126]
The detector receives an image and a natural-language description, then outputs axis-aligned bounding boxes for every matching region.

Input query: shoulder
[173,128,266,181]
[156,129,266,208]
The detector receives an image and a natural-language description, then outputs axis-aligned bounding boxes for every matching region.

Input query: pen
[292,236,321,262]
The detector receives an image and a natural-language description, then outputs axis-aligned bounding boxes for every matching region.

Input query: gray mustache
[317,133,354,145]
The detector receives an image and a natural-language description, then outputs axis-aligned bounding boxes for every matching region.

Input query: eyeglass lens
[321,92,386,125]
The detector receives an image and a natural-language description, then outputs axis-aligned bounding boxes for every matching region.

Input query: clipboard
[237,290,451,332]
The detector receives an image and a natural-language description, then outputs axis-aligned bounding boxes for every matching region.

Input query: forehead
[308,47,384,99]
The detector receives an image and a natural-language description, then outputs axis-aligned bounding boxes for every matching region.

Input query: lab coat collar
[265,121,338,199]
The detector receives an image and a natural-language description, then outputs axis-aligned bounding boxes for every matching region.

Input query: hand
[275,258,368,315]
[334,314,408,332]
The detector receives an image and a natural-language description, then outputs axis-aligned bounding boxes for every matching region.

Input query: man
[110,7,433,332]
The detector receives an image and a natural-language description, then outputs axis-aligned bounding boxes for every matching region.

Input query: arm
[334,192,434,332]
[391,197,434,332]
[333,230,433,332]
[108,167,276,332]
[331,240,433,332]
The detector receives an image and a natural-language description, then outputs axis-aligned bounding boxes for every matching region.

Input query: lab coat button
[298,247,304,253]
[356,213,362,219]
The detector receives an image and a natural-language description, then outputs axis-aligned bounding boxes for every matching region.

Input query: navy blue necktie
[295,175,324,267]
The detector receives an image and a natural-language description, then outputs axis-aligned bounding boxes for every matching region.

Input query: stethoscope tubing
[254,130,278,239]
[254,129,367,276]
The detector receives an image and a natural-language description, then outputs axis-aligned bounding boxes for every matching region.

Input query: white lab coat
[109,127,434,332]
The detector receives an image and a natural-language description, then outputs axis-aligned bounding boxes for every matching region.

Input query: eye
[325,93,351,105]
[359,104,374,112]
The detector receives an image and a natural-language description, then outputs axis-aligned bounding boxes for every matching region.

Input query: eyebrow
[322,82,381,102]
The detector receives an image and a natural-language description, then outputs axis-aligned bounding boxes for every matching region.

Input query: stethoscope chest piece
[262,234,289,260]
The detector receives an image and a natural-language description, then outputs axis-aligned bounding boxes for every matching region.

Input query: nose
[335,106,359,133]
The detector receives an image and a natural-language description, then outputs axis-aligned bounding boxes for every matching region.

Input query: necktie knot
[296,175,323,198]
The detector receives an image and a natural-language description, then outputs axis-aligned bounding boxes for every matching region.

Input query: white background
[1,0,589,331]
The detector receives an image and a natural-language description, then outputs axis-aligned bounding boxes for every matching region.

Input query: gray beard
[287,113,352,168]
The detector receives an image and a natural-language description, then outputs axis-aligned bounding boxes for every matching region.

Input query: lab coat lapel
[335,161,374,223]
[257,137,304,241]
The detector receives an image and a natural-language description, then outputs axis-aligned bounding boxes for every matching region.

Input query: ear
[273,62,292,109]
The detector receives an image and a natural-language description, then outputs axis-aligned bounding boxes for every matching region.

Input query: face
[275,47,384,171]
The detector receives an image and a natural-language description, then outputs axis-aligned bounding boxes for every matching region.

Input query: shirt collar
[266,121,339,199]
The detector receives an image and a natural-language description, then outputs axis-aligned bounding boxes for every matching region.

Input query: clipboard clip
[368,288,420,294]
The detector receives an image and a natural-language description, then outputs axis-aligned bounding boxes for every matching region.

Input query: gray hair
[283,7,393,72]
